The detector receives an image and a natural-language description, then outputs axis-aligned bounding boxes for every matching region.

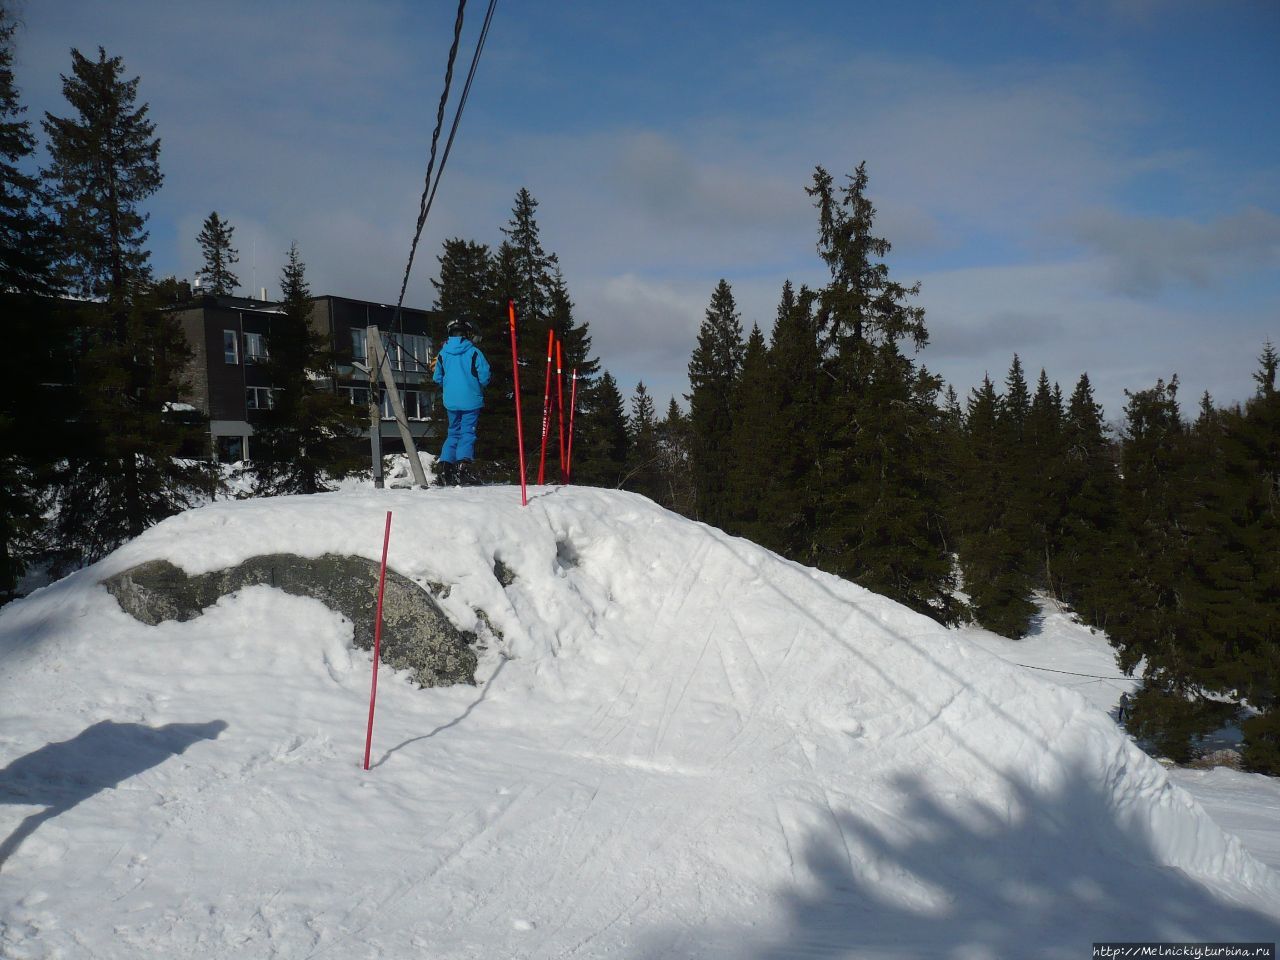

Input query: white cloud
[916,258,1278,418]
[1067,207,1280,296]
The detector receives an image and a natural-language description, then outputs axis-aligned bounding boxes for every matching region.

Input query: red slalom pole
[555,340,566,481]
[363,510,393,771]
[566,368,578,483]
[508,300,529,507]
[537,329,554,485]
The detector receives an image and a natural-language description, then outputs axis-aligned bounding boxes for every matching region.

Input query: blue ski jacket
[433,336,492,411]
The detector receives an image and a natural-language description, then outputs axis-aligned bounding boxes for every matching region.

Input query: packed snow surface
[1,486,1277,959]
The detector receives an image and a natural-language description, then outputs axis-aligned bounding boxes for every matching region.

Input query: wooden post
[367,325,429,488]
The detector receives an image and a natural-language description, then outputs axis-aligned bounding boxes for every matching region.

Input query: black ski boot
[456,460,479,486]
[435,460,457,486]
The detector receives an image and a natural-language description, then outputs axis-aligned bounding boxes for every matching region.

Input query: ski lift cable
[392,0,499,347]
[391,0,466,341]
[379,0,498,460]
[1005,661,1132,682]
[420,0,498,251]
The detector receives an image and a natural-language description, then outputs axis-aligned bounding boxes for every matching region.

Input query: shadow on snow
[0,719,227,871]
[640,760,1280,959]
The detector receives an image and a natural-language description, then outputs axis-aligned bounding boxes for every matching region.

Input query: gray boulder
[102,554,477,687]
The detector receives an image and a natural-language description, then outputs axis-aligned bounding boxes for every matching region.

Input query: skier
[1117,691,1131,724]
[432,316,491,486]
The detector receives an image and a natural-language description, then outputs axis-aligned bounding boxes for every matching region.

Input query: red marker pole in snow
[363,510,393,771]
[555,340,567,481]
[566,368,578,483]
[508,300,529,507]
[537,329,554,485]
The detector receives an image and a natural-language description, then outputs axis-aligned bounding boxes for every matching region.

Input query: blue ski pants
[440,409,481,463]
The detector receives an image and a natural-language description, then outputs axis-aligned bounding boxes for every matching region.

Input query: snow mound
[2,486,1277,958]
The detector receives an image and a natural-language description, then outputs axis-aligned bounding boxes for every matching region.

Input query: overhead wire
[376,0,498,457]
[393,0,499,349]
[393,0,467,342]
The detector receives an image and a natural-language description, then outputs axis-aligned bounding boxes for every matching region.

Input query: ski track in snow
[0,486,1277,959]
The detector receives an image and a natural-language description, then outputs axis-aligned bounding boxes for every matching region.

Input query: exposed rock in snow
[102,553,478,687]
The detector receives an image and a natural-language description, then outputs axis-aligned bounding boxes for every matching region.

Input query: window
[216,435,245,463]
[346,386,370,407]
[351,328,367,364]
[383,332,431,373]
[401,334,431,373]
[246,386,275,410]
[223,330,239,364]
[244,332,268,364]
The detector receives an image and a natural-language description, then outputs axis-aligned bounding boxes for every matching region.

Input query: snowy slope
[962,605,1280,873]
[1,486,1278,959]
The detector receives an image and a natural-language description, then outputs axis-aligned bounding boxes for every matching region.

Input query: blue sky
[13,0,1279,419]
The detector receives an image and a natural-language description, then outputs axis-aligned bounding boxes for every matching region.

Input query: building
[172,293,441,462]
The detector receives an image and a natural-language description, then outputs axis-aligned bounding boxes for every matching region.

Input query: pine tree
[246,244,365,495]
[42,47,208,567]
[623,381,662,500]
[196,211,239,295]
[804,163,952,619]
[686,278,744,527]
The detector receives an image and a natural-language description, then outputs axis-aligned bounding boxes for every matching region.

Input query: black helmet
[447,316,475,339]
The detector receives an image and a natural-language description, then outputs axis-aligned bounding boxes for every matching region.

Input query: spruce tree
[433,237,498,323]
[573,370,629,488]
[686,278,744,527]
[1207,348,1280,772]
[764,280,821,559]
[656,397,696,516]
[484,191,597,484]
[42,47,208,567]
[955,375,1037,636]
[1027,368,1066,594]
[1056,373,1121,626]
[196,211,239,294]
[498,187,556,330]
[43,48,160,300]
[724,324,775,543]
[1103,377,1216,758]
[804,163,952,619]
[0,6,55,296]
[0,7,63,595]
[247,244,365,495]
[623,381,662,500]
